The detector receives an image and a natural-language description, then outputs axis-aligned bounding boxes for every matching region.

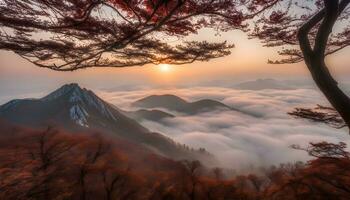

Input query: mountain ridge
[132,94,234,115]
[234,78,294,90]
[0,83,215,164]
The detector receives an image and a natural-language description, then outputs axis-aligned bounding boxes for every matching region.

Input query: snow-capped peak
[41,83,117,127]
[70,104,89,127]
[42,83,82,101]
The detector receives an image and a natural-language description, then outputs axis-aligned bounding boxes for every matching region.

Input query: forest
[0,120,350,200]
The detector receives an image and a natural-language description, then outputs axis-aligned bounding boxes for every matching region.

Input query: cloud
[98,87,350,170]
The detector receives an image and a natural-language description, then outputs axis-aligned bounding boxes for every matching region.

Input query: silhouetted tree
[288,105,346,129]
[250,0,350,129]
[0,0,254,71]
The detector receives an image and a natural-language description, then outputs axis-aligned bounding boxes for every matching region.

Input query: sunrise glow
[159,64,171,72]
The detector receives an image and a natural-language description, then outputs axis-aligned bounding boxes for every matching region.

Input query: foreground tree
[250,0,350,129]
[288,105,346,129]
[0,0,253,70]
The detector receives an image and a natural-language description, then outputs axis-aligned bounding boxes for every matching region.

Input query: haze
[1,29,350,103]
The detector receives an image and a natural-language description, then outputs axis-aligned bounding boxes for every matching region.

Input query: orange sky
[0,29,349,89]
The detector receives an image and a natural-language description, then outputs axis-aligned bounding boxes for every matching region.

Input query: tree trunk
[79,168,87,200]
[297,0,350,131]
[306,57,350,130]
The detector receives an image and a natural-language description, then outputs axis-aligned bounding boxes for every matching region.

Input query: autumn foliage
[0,122,350,200]
[289,105,346,129]
[0,0,250,70]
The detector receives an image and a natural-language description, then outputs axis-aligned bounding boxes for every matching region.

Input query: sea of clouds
[98,86,350,170]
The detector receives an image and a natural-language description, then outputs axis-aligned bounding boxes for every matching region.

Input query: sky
[0,28,350,103]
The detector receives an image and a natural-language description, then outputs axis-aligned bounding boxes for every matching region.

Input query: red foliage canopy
[250,0,350,64]
[1,122,350,199]
[0,0,260,71]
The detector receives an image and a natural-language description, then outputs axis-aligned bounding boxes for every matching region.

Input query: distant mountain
[132,94,234,114]
[235,79,294,90]
[125,109,175,122]
[0,84,213,163]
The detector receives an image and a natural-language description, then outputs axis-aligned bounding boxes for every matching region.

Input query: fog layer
[99,86,349,169]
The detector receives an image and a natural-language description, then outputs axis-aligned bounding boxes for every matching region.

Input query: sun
[159,64,171,72]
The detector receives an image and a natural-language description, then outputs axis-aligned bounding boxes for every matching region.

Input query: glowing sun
[159,64,171,72]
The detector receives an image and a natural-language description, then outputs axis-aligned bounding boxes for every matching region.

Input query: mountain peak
[64,83,81,90]
[0,83,118,128]
[39,83,117,126]
[64,82,80,87]
[56,83,82,91]
[42,83,85,101]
